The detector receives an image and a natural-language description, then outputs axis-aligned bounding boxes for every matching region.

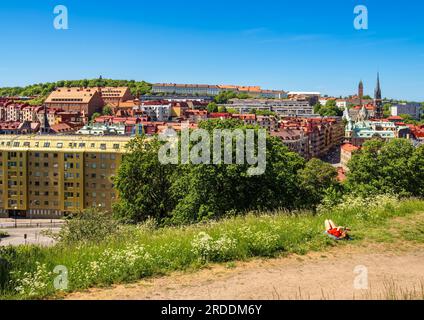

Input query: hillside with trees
[0,78,152,99]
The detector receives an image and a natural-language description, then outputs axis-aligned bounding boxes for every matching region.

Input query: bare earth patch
[65,243,424,300]
[65,214,424,300]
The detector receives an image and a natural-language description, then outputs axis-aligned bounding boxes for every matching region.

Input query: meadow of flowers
[1,195,423,300]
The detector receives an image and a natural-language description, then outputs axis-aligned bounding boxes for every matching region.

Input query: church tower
[358,80,364,106]
[374,73,383,118]
[39,104,51,134]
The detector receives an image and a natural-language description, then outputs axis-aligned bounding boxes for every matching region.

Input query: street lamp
[14,206,17,228]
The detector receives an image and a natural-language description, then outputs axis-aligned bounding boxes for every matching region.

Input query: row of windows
[86,153,117,160]
[103,93,122,96]
[30,171,59,178]
[29,201,111,208]
[85,182,114,189]
[85,173,110,179]
[9,190,115,199]
[1,151,120,162]
[2,200,113,209]
[0,141,121,150]
[30,200,60,207]
[28,210,62,216]
[6,180,22,187]
[85,192,115,198]
[2,171,113,179]
[51,98,83,102]
[29,190,59,196]
[85,163,116,169]
[8,200,22,206]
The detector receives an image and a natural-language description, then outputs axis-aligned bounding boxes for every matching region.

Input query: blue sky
[0,0,423,101]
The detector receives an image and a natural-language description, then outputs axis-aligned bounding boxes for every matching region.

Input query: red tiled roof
[341,143,359,153]
[387,116,403,121]
[353,104,375,110]
[0,121,22,129]
[231,114,256,121]
[50,123,73,133]
[209,113,232,118]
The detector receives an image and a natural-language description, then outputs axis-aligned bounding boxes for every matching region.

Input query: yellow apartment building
[0,135,132,218]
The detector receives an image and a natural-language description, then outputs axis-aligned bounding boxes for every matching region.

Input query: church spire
[375,73,381,99]
[374,72,383,119]
[40,104,51,134]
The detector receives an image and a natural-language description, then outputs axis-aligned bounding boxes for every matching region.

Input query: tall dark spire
[40,104,51,134]
[374,72,383,119]
[375,73,381,100]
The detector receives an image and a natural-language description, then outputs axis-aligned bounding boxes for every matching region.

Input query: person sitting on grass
[324,219,351,240]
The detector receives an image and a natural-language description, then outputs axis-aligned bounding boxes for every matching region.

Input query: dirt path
[66,241,424,300]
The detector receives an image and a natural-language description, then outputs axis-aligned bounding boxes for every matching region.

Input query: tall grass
[1,195,424,300]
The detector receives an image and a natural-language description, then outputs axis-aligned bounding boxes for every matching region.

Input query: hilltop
[0,79,152,100]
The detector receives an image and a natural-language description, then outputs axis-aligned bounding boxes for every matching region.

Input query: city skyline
[0,0,423,101]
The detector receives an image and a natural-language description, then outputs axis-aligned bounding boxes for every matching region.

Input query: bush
[53,209,120,245]
[0,231,9,238]
[191,232,237,262]
[0,255,11,293]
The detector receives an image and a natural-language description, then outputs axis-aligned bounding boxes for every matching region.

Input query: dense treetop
[113,119,339,225]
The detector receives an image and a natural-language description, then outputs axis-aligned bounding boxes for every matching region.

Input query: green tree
[399,114,418,124]
[217,105,227,113]
[256,109,276,116]
[297,158,340,209]
[226,108,238,114]
[102,105,113,116]
[236,93,251,99]
[214,91,237,104]
[113,137,177,223]
[170,119,305,224]
[313,103,322,114]
[346,139,417,196]
[91,112,101,121]
[408,145,424,196]
[314,101,342,117]
[207,102,219,113]
[383,103,392,112]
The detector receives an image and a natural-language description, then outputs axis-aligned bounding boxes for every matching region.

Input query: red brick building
[44,87,104,117]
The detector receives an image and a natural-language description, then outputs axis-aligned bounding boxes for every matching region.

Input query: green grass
[1,195,424,300]
[400,221,424,243]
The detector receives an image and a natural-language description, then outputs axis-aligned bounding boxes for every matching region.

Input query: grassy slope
[1,196,424,299]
